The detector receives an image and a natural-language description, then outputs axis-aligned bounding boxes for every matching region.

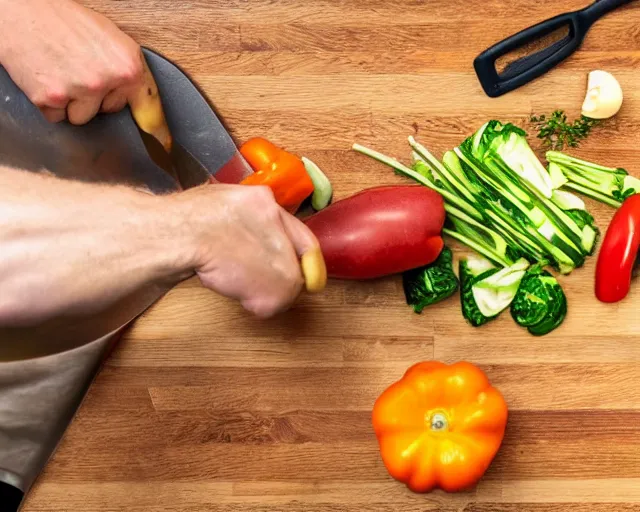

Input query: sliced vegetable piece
[459,256,528,327]
[511,263,568,336]
[546,151,640,206]
[460,257,499,327]
[548,162,569,189]
[551,190,585,211]
[403,246,459,313]
[302,156,333,211]
[472,258,530,317]
[240,137,314,213]
[444,205,518,267]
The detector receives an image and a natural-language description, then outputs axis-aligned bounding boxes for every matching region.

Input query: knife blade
[127,54,213,189]
[138,47,254,185]
[128,49,327,293]
[137,127,216,188]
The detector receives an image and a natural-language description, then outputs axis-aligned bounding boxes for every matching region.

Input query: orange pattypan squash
[372,361,508,493]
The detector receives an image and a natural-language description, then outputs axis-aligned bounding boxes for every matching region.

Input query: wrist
[124,190,200,284]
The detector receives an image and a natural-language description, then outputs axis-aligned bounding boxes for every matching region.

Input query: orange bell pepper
[372,361,508,493]
[239,137,314,213]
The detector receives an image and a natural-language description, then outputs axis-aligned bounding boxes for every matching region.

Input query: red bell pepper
[304,185,445,279]
[595,194,640,303]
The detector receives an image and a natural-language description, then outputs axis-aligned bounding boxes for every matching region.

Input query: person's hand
[0,166,320,327]
[174,184,321,318]
[0,0,143,125]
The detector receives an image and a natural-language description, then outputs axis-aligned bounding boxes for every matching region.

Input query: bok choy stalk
[351,141,517,267]
[460,256,529,327]
[411,135,569,269]
[546,151,640,208]
[510,263,567,336]
[403,246,459,313]
[458,121,597,270]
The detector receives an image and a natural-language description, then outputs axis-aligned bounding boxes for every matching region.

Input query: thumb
[279,210,327,294]
[126,51,172,151]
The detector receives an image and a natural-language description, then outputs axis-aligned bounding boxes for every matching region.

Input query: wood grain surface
[22,0,640,510]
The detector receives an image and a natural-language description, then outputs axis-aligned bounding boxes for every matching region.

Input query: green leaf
[403,247,459,314]
[510,264,568,336]
[531,110,600,150]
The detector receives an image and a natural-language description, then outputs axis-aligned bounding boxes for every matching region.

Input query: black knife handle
[473,12,579,97]
[581,0,635,25]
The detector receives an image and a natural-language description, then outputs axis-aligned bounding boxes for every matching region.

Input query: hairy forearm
[0,167,195,327]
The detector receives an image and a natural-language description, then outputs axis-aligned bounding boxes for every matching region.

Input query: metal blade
[141,47,254,184]
[170,140,216,188]
[138,126,218,188]
[137,128,182,186]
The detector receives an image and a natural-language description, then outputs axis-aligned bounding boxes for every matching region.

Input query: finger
[40,107,67,123]
[125,55,172,151]
[101,88,128,113]
[66,95,104,126]
[279,209,327,293]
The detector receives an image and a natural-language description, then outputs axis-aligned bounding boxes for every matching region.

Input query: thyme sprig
[530,109,600,150]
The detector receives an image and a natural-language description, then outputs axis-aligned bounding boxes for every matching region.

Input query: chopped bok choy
[546,151,640,208]
[403,246,458,313]
[460,256,529,327]
[349,119,629,335]
[510,264,567,336]
[353,121,598,275]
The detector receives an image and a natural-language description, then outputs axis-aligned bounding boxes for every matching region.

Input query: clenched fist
[173,184,320,319]
[0,0,143,125]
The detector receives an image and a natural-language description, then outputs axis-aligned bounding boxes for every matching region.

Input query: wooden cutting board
[22,1,640,510]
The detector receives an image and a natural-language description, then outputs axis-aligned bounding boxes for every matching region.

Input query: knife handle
[129,51,173,152]
[301,247,327,293]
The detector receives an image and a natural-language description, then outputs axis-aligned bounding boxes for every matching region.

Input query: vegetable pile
[352,119,627,335]
[244,94,636,334]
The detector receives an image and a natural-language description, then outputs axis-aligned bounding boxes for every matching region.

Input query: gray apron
[0,48,246,510]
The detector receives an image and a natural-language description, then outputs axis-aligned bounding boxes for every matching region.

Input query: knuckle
[246,186,280,218]
[31,85,68,107]
[118,55,144,83]
[83,75,107,94]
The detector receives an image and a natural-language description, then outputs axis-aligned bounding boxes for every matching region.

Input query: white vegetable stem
[351,142,474,213]
[472,258,529,317]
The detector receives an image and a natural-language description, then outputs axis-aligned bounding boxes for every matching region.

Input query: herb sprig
[530,109,600,150]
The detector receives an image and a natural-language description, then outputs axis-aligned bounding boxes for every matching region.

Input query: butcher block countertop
[23,1,640,511]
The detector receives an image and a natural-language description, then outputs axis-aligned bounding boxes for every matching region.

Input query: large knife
[131,48,327,293]
[130,48,250,186]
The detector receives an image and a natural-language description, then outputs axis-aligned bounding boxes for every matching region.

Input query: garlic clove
[581,70,623,120]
